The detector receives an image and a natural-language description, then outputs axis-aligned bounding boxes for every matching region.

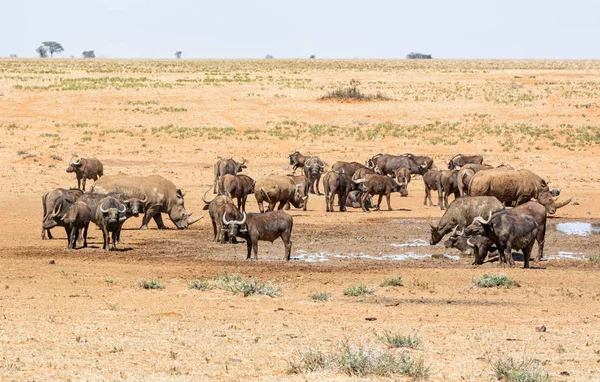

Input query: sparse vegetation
[473,274,519,288]
[491,356,551,382]
[320,79,391,102]
[380,276,404,287]
[188,280,210,291]
[212,272,279,297]
[587,254,600,263]
[343,284,373,297]
[310,291,331,301]
[138,279,164,290]
[376,331,421,349]
[288,340,430,379]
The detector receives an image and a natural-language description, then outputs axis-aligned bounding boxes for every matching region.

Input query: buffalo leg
[375,194,383,211]
[360,192,370,212]
[315,175,322,195]
[211,218,218,241]
[386,193,392,211]
[77,177,82,191]
[81,178,87,192]
[252,241,259,260]
[257,201,265,214]
[246,239,253,259]
[111,231,117,251]
[522,244,533,269]
[82,223,89,248]
[282,237,292,261]
[102,227,110,251]
[277,201,286,210]
[438,189,444,210]
[535,221,546,261]
[340,191,348,212]
[267,202,276,212]
[213,178,218,194]
[424,187,431,206]
[241,196,247,212]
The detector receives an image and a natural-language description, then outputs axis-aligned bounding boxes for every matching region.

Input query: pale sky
[2,0,598,59]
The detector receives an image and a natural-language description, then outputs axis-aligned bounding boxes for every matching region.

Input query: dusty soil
[1,59,600,380]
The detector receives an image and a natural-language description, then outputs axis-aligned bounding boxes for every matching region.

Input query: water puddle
[291,250,331,262]
[391,219,425,224]
[555,222,600,236]
[390,239,429,248]
[546,251,586,261]
[292,250,460,262]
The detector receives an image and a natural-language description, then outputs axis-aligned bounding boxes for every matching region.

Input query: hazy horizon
[4,0,599,59]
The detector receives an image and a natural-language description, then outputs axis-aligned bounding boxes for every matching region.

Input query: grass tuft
[472,273,519,288]
[310,291,331,301]
[320,79,391,102]
[343,284,374,296]
[380,275,404,287]
[376,331,421,349]
[188,280,210,291]
[587,254,600,263]
[212,271,279,297]
[492,356,551,382]
[138,279,164,290]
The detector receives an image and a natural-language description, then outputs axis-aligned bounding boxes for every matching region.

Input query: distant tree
[42,41,64,57]
[310,55,316,59]
[265,54,274,59]
[9,54,17,58]
[175,51,182,59]
[36,46,48,58]
[406,52,432,59]
[82,50,95,58]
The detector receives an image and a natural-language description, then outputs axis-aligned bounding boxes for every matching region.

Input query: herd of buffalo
[40,152,572,267]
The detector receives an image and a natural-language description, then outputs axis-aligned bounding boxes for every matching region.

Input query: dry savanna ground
[1,58,600,381]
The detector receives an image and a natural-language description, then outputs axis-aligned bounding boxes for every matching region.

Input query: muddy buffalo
[66,158,104,191]
[323,171,353,212]
[303,156,325,195]
[92,175,203,229]
[95,196,128,251]
[430,196,505,245]
[331,161,370,179]
[423,170,444,209]
[42,201,91,249]
[370,154,431,176]
[440,170,460,208]
[353,173,406,212]
[202,189,235,241]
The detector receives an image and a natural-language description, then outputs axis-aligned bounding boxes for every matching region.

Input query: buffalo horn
[140,193,148,203]
[450,226,458,236]
[99,202,110,213]
[118,203,126,214]
[466,238,475,248]
[223,214,231,225]
[473,211,492,225]
[202,188,216,204]
[235,211,247,225]
[52,203,62,216]
[353,178,366,184]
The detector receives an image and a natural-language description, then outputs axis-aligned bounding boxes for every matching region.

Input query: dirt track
[1,59,600,380]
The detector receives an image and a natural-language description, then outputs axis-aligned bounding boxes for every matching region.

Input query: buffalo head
[66,158,82,173]
[99,200,127,225]
[222,212,247,243]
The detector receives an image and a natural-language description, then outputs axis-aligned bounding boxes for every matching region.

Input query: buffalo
[323,171,353,212]
[41,188,83,240]
[429,196,505,245]
[423,170,444,209]
[465,210,538,268]
[289,151,308,174]
[353,173,406,212]
[42,201,91,249]
[370,154,431,176]
[440,170,460,208]
[331,161,370,179]
[345,190,373,209]
[213,157,247,193]
[218,173,255,212]
[234,210,294,260]
[448,154,483,170]
[202,188,235,242]
[444,229,497,263]
[95,196,128,251]
[303,156,325,195]
[216,203,244,244]
[66,158,104,191]
[456,164,494,197]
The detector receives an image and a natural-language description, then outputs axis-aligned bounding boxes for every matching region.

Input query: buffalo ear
[176,189,184,198]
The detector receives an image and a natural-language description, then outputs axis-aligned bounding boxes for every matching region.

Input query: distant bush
[320,79,391,102]
[380,276,404,287]
[492,356,551,382]
[138,279,164,290]
[310,291,331,301]
[343,284,374,296]
[406,52,432,59]
[82,50,95,58]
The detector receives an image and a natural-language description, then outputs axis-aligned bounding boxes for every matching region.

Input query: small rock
[365,317,377,321]
[560,371,570,376]
[48,259,55,265]
[536,325,547,332]
[573,201,580,205]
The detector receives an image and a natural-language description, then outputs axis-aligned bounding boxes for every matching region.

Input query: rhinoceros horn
[186,213,205,225]
[554,197,572,209]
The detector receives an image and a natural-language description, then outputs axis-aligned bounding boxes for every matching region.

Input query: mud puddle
[555,222,600,236]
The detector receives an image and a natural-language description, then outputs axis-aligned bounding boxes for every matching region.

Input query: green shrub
[138,279,164,290]
[188,280,210,291]
[310,291,331,301]
[343,284,373,296]
[492,356,551,382]
[472,274,519,288]
[380,276,404,287]
[376,331,421,349]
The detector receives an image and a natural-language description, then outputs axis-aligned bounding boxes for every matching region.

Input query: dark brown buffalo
[95,196,128,251]
[213,157,246,193]
[289,151,308,173]
[41,188,84,240]
[444,229,497,263]
[465,210,538,268]
[66,158,104,191]
[509,201,547,262]
[440,170,460,208]
[430,196,505,245]
[216,203,244,244]
[423,170,444,209]
[448,154,484,170]
[331,161,370,178]
[393,167,411,196]
[42,201,91,249]
[285,175,309,211]
[353,173,406,212]
[402,153,434,170]
[202,188,235,242]
[234,210,294,260]
[323,171,353,212]
[218,174,255,212]
[352,167,376,181]
[370,154,431,176]
[303,156,325,195]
